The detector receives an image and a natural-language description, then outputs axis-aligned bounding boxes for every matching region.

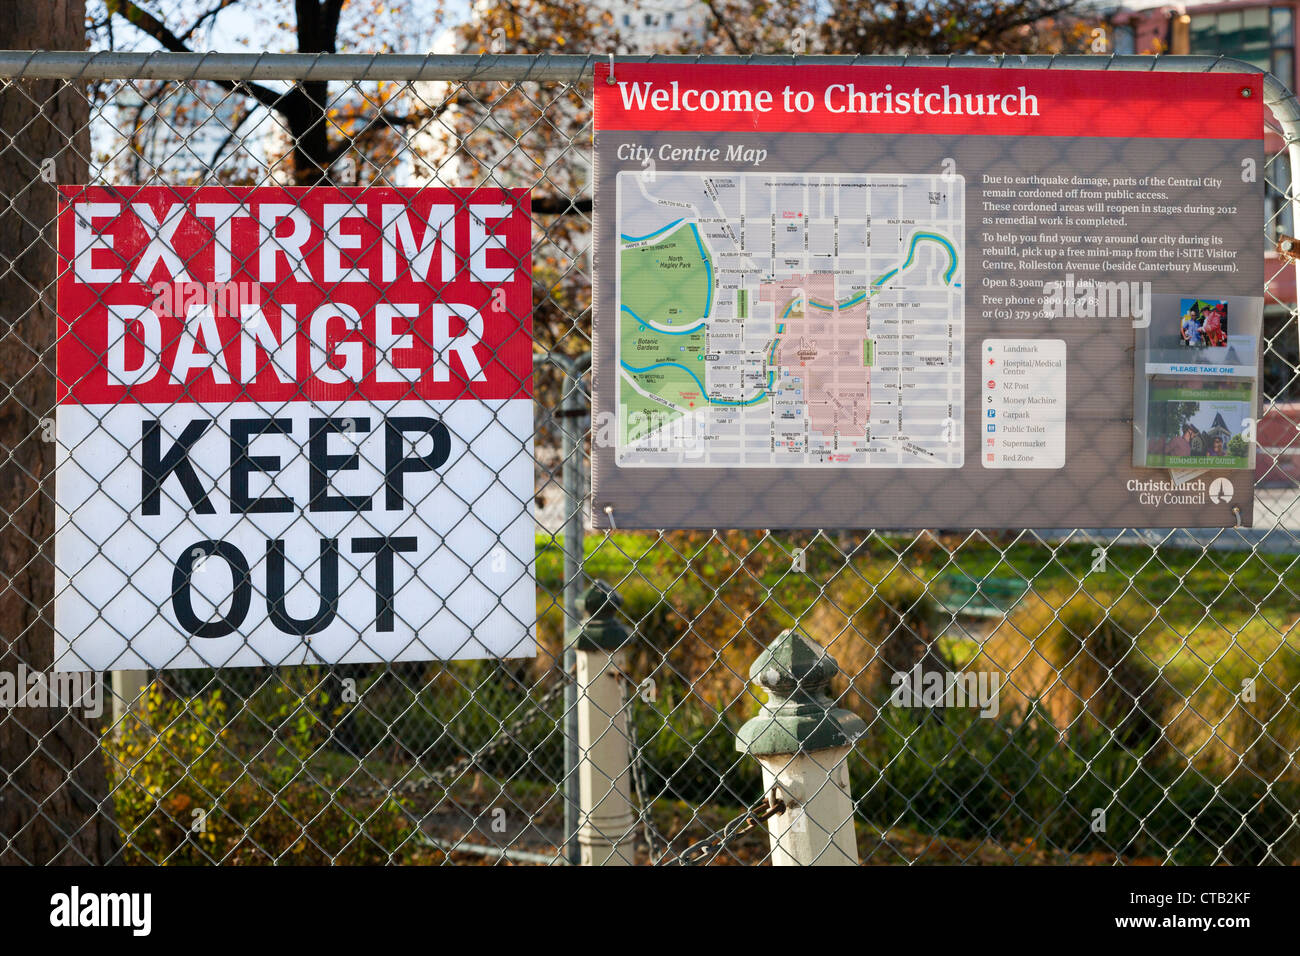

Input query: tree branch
[105,0,285,112]
[974,1,1082,45]
[325,109,419,162]
[530,195,591,216]
[206,102,260,176]
[700,0,747,55]
[179,0,241,44]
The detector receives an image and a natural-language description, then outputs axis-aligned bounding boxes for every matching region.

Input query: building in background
[1087,2,1296,245]
[1083,0,1300,478]
[606,0,707,48]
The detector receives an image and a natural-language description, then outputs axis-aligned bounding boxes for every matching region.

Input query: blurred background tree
[91,0,1102,340]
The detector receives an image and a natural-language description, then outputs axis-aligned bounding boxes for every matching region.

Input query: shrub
[975,589,1177,752]
[854,704,1299,863]
[105,684,436,864]
[808,567,950,719]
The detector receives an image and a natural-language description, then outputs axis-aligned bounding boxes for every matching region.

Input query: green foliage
[100,533,1300,865]
[104,684,435,864]
[631,686,760,806]
[855,705,1298,864]
[331,662,564,782]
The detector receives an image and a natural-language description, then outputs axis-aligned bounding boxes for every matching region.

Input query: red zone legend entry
[54,186,534,670]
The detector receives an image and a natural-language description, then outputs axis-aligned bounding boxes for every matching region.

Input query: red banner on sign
[57,186,532,405]
[594,63,1263,140]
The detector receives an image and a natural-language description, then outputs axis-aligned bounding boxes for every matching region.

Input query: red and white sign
[54,186,534,670]
[594,63,1262,140]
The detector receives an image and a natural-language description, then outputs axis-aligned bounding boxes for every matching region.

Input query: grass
[535,529,1300,846]
[536,530,1300,635]
[534,532,1300,732]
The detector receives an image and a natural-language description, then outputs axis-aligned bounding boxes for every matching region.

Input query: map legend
[981,339,1066,469]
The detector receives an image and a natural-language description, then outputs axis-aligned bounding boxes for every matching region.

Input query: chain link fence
[2,52,1299,866]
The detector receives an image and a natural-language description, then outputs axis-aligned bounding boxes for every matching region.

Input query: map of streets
[616,171,965,467]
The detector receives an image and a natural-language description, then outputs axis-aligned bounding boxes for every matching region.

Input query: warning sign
[55,186,534,670]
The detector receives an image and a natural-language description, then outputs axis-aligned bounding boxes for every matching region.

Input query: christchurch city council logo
[1209,477,1235,504]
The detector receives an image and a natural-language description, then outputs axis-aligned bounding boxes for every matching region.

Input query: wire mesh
[1,53,1298,866]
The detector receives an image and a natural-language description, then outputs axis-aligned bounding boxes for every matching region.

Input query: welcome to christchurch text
[615,81,1040,117]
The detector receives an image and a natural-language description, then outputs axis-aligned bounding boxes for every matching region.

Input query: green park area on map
[619,223,713,442]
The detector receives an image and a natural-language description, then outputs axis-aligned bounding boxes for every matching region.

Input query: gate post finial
[737,627,865,865]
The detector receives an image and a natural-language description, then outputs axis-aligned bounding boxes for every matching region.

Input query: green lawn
[536,531,1299,632]
[535,530,1299,695]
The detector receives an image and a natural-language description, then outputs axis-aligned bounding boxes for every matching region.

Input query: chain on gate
[668,797,788,866]
[620,673,786,866]
[343,665,781,865]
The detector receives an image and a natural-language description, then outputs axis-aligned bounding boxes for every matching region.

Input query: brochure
[1141,378,1254,469]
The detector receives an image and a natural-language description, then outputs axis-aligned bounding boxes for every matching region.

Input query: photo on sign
[1139,292,1260,372]
[1179,298,1229,348]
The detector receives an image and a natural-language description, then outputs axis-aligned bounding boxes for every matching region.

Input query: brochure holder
[1133,294,1261,472]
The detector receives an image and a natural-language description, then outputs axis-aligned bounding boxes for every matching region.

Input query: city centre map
[616,171,965,468]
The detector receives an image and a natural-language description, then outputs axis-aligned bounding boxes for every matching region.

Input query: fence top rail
[8,49,1293,148]
[0,50,1284,83]
[3,51,1295,123]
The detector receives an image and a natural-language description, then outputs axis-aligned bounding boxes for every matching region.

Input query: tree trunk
[284,82,334,185]
[0,0,120,865]
[287,2,339,184]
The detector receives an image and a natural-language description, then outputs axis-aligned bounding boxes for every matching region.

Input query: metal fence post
[558,353,591,864]
[539,351,592,865]
[737,628,866,866]
[574,580,636,865]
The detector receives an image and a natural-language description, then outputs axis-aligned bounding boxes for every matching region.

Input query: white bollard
[574,582,637,865]
[111,669,148,728]
[737,628,866,866]
[754,747,858,865]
